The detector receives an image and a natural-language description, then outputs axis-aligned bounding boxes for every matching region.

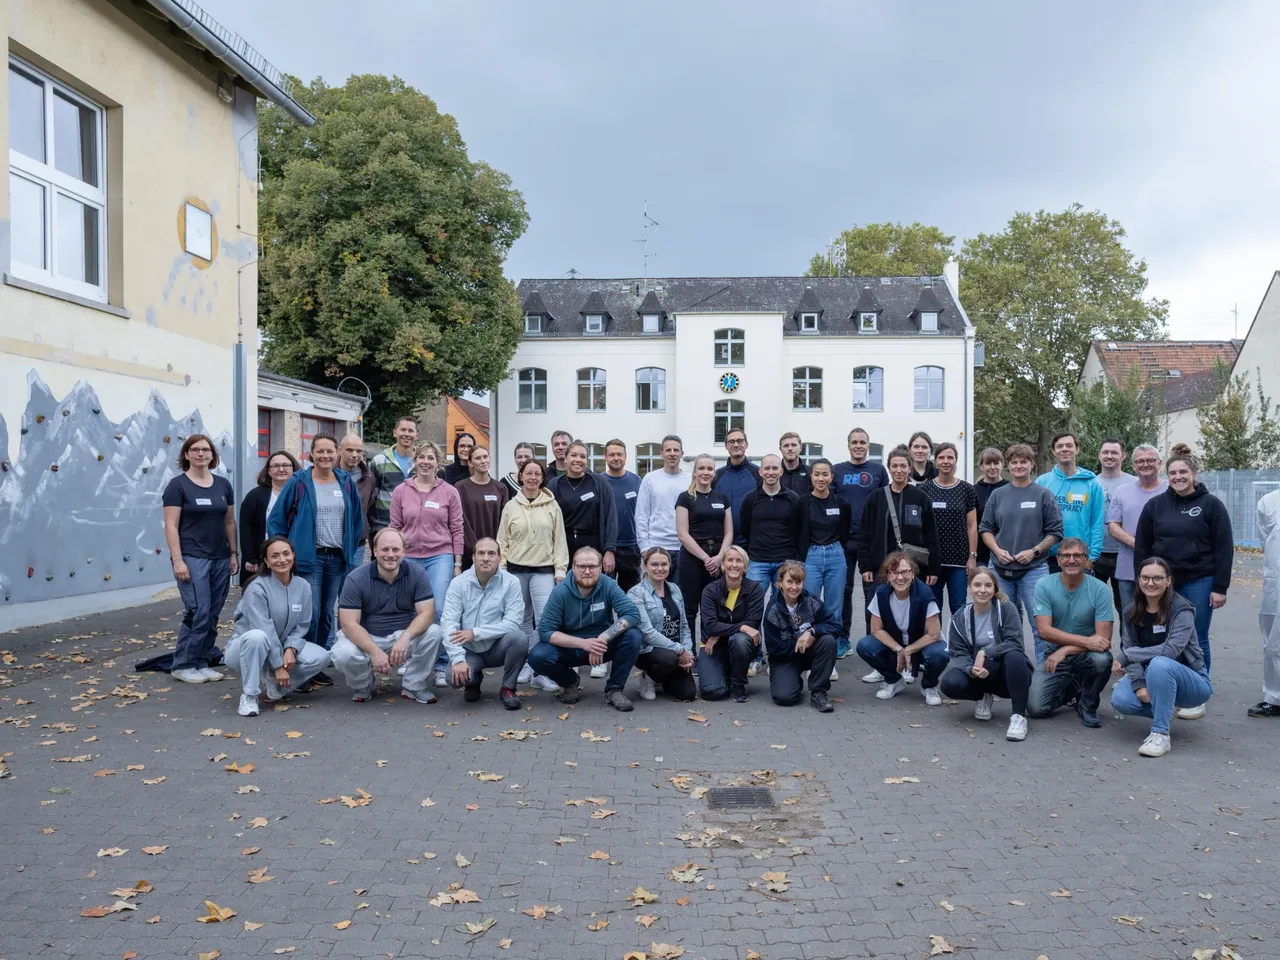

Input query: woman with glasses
[1110,557,1211,757]
[239,451,300,590]
[676,454,733,640]
[628,547,697,701]
[855,551,947,704]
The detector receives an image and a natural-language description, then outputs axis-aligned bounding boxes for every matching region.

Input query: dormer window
[919,311,938,333]
[859,312,878,333]
[524,314,542,335]
[800,313,818,333]
[1167,369,1182,378]
[585,314,604,334]
[642,313,660,334]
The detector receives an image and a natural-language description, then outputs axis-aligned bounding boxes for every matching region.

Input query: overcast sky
[206,0,1280,341]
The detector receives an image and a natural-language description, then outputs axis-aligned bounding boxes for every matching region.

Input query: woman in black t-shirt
[675,454,733,638]
[162,434,239,685]
[921,442,979,615]
[790,459,851,637]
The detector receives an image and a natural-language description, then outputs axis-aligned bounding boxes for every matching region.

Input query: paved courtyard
[1,555,1277,960]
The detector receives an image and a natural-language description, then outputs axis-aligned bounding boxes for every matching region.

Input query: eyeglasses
[269,462,292,470]
[574,563,601,572]
[1138,574,1168,584]
[889,569,914,579]
[1133,458,1159,466]
[1058,553,1086,561]
[725,438,746,446]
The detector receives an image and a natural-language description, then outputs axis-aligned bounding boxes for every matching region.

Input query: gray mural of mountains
[0,371,236,605]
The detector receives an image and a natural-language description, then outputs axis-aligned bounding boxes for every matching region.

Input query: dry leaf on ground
[141,845,166,855]
[761,870,789,892]
[687,715,707,723]
[939,899,955,912]
[428,887,481,906]
[629,886,659,906]
[97,847,127,858]
[244,921,264,931]
[250,817,269,829]
[196,901,236,923]
[522,904,561,919]
[1050,888,1072,898]
[591,809,617,820]
[455,853,471,868]
[224,762,255,775]
[650,944,685,959]
[587,919,609,931]
[125,764,145,771]
[929,934,955,955]
[675,896,690,907]
[669,862,702,883]
[636,914,658,927]
[285,731,302,738]
[200,728,222,737]
[142,776,166,785]
[589,850,610,860]
[1114,915,1144,926]
[246,868,274,884]
[241,846,260,856]
[463,918,496,936]
[420,797,436,807]
[884,776,921,784]
[333,919,351,930]
[198,951,221,960]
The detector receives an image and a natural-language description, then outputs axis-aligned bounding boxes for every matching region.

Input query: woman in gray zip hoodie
[226,535,331,717]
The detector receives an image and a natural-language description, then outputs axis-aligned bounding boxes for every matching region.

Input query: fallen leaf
[687,714,707,723]
[244,920,264,931]
[333,919,352,930]
[142,845,167,855]
[629,886,659,906]
[198,951,221,960]
[428,888,481,906]
[1198,892,1213,900]
[146,915,159,924]
[690,787,709,800]
[557,713,569,721]
[554,836,577,845]
[589,850,610,860]
[142,777,166,785]
[770,744,786,750]
[56,754,93,763]
[80,905,111,917]
[199,728,222,737]
[235,785,260,795]
[929,934,954,955]
[587,919,609,931]
[125,764,145,771]
[211,753,228,763]
[41,827,56,835]
[580,729,611,742]
[636,913,659,928]
[196,900,236,923]
[224,762,255,774]
[420,797,436,807]
[1050,888,1072,898]
[761,870,789,892]
[463,917,496,936]
[625,953,646,960]
[883,776,921,784]
[246,867,275,884]
[669,862,702,883]
[455,853,471,868]
[499,938,513,949]
[465,803,479,811]
[591,809,617,819]
[1009,899,1026,906]
[522,904,561,919]
[1114,915,1144,926]
[273,949,295,955]
[285,731,303,738]
[650,944,685,959]
[376,758,390,765]
[250,817,269,829]
[97,847,127,858]
[93,769,118,777]
[241,846,260,856]
[939,899,955,912]
[675,897,690,907]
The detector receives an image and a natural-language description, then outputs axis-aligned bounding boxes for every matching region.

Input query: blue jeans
[305,551,349,650]
[412,553,457,670]
[931,566,969,616]
[855,635,949,689]
[804,542,846,637]
[746,560,783,661]
[1175,575,1215,675]
[995,562,1049,663]
[1111,656,1212,734]
[1116,578,1136,617]
[173,556,231,670]
[528,627,643,693]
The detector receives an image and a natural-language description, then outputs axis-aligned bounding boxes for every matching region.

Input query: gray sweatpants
[225,630,331,698]
[331,625,442,697]
[450,628,528,691]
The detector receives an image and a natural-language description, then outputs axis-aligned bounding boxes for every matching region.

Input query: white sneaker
[200,667,225,681]
[517,663,535,685]
[1176,704,1206,720]
[1138,732,1172,757]
[590,663,609,679]
[264,677,283,701]
[902,668,916,685]
[861,669,883,683]
[829,666,839,681]
[434,670,450,688]
[975,693,993,721]
[876,679,907,700]
[173,668,207,684]
[923,686,942,707]
[397,665,407,677]
[531,674,562,693]
[238,694,260,717]
[1006,714,1028,741]
[747,661,760,679]
[637,672,656,701]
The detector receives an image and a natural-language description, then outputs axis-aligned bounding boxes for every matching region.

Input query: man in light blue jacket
[1036,432,1105,567]
[441,538,527,710]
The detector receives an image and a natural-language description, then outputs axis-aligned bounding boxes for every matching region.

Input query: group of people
[158,418,1262,759]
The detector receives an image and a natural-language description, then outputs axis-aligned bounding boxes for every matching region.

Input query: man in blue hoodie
[1036,433,1105,569]
[713,427,759,545]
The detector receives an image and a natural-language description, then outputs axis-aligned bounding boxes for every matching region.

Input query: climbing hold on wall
[45,575,53,582]
[86,558,93,564]
[20,428,28,435]
[141,467,148,474]
[92,408,101,415]
[62,410,70,417]
[123,555,131,562]
[68,571,75,577]
[27,567,34,578]
[163,436,171,443]
[1,462,8,472]
[96,454,104,462]
[103,574,112,581]
[50,464,59,473]
[155,548,162,555]
[35,414,46,423]
[114,434,123,440]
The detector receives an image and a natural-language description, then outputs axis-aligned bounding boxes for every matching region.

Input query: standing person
[367,416,419,545]
[855,552,947,704]
[762,562,838,711]
[339,434,376,549]
[790,459,850,639]
[698,546,765,702]
[444,432,476,485]
[938,567,1033,740]
[1093,437,1136,607]
[635,436,689,580]
[455,446,509,570]
[239,450,299,591]
[226,535,330,717]
[627,547,697,702]
[858,446,941,605]
[677,454,734,640]
[833,428,890,661]
[1105,445,1167,614]
[907,431,938,485]
[547,430,573,480]
[602,439,642,591]
[1026,537,1115,728]
[714,427,759,544]
[267,434,364,662]
[1110,557,1212,756]
[921,442,979,615]
[440,538,527,710]
[497,458,569,692]
[973,447,1009,567]
[778,432,811,496]
[162,434,239,684]
[1251,488,1280,718]
[501,442,535,500]
[548,441,619,578]
[1133,452,1232,700]
[741,454,800,594]
[1036,432,1106,568]
[979,444,1062,663]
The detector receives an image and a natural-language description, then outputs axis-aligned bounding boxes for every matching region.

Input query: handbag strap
[885,487,905,549]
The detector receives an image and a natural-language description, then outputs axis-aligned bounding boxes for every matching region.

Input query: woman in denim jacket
[626,547,696,701]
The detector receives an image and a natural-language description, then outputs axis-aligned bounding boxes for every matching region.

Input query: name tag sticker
[195,498,212,506]
[590,602,606,612]
[424,500,440,509]
[1153,624,1166,634]
[580,491,595,501]
[825,507,841,516]
[625,491,637,499]
[1069,492,1087,504]
[291,604,303,612]
[712,502,726,509]
[987,629,995,638]
[932,501,947,509]
[484,495,499,502]
[1020,501,1037,509]
[334,489,344,497]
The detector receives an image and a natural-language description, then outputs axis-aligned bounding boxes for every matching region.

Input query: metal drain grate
[706,787,775,810]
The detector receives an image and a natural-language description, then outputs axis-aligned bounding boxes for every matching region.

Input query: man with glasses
[528,546,643,711]
[1027,537,1115,728]
[714,428,759,545]
[1105,445,1166,615]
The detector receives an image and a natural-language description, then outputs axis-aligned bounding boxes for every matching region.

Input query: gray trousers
[449,628,528,691]
[173,556,231,671]
[225,629,330,698]
[511,570,555,649]
[331,625,442,697]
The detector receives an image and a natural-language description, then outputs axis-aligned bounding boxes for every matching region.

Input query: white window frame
[524,314,542,335]
[635,442,663,477]
[859,311,878,333]
[642,313,661,334]
[919,310,939,333]
[867,442,884,464]
[714,328,745,366]
[714,399,745,444]
[577,367,607,411]
[635,366,666,412]
[517,367,547,413]
[800,312,819,333]
[792,366,823,411]
[584,314,604,334]
[914,365,945,411]
[800,442,823,466]
[586,442,608,473]
[7,56,108,302]
[852,366,884,411]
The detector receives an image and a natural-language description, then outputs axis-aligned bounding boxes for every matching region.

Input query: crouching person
[331,528,443,703]
[856,552,948,704]
[227,535,331,717]
[441,538,527,710]
[762,561,837,711]
[529,547,643,711]
[698,546,765,703]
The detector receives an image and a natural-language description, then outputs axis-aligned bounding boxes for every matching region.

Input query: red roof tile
[1091,340,1237,390]
[454,396,490,432]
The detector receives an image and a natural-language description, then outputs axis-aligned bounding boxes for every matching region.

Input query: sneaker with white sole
[590,663,609,679]
[1176,704,1206,720]
[173,668,207,684]
[200,667,225,681]
[975,693,993,721]
[923,686,942,706]
[876,678,907,700]
[862,669,883,683]
[434,670,450,688]
[531,674,562,693]
[402,688,438,704]
[637,672,656,701]
[1006,714,1028,741]
[902,668,916,684]
[829,666,839,681]
[747,661,760,679]
[517,663,535,685]
[238,694,260,717]
[1138,731,1172,757]
[397,665,407,677]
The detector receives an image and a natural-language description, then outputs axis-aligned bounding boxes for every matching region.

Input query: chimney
[943,259,960,296]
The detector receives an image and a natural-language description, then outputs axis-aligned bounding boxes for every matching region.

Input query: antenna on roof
[565,267,580,279]
[1232,302,1238,338]
[634,199,660,288]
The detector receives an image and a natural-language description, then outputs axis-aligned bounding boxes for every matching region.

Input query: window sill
[3,273,130,319]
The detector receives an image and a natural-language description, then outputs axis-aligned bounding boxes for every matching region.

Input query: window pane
[731,341,744,365]
[810,381,822,409]
[53,91,99,187]
[56,194,100,285]
[10,173,47,268]
[534,383,546,411]
[9,66,46,162]
[715,341,729,365]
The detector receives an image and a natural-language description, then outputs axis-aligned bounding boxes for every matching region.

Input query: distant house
[416,396,490,464]
[1230,270,1280,411]
[1079,339,1240,457]
[257,370,366,466]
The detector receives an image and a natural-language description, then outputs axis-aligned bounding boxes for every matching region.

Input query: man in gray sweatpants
[442,538,528,710]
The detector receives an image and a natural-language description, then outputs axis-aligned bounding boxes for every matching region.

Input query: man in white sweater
[635,435,690,579]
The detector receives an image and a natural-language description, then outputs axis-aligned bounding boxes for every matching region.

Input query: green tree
[1197,362,1280,469]
[806,222,954,277]
[960,204,1169,471]
[1069,364,1161,471]
[257,75,529,440]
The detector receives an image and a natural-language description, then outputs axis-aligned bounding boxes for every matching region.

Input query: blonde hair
[688,454,716,495]
[723,544,750,567]
[414,440,442,462]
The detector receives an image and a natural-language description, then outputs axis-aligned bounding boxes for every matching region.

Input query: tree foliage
[806,222,954,278]
[257,75,529,440]
[959,204,1169,471]
[1069,365,1161,472]
[1197,362,1280,470]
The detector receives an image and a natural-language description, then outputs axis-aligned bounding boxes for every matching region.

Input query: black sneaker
[557,684,582,705]
[1075,699,1102,728]
[310,671,335,688]
[500,687,521,710]
[1248,701,1280,718]
[810,690,834,713]
[604,689,634,712]
[731,685,748,704]
[463,685,482,703]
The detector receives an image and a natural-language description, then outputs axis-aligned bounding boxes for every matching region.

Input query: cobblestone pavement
[1,555,1277,960]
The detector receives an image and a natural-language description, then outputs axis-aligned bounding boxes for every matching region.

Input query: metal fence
[1198,469,1280,546]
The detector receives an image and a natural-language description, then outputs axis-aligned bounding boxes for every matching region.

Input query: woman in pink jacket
[390,441,464,627]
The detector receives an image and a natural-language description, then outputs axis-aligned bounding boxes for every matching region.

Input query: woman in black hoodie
[1133,452,1232,687]
[444,432,476,485]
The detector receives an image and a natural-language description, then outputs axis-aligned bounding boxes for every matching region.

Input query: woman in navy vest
[855,551,947,704]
